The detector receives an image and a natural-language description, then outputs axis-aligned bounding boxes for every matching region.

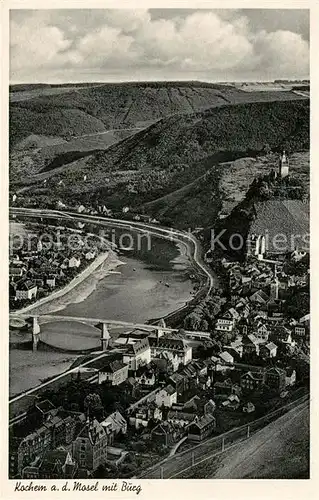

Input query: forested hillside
[10,81,306,147]
[14,98,309,229]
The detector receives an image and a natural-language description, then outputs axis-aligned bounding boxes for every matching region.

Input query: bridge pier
[101,323,110,351]
[32,316,40,351]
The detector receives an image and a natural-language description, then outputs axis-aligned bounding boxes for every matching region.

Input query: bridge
[9,313,212,351]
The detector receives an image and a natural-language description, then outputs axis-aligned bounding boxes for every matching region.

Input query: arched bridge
[9,313,211,351]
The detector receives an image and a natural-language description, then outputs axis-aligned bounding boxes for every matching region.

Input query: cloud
[9,9,309,82]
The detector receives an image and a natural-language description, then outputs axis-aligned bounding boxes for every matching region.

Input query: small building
[15,279,37,300]
[249,290,269,305]
[38,448,77,479]
[241,334,260,356]
[101,411,127,445]
[221,394,241,411]
[129,405,162,430]
[46,275,56,288]
[219,351,234,365]
[240,371,264,392]
[135,367,156,386]
[242,402,255,413]
[85,251,96,261]
[293,323,309,340]
[215,313,234,333]
[186,415,216,442]
[167,411,197,428]
[155,385,177,408]
[69,256,81,268]
[254,322,269,341]
[98,359,129,386]
[265,367,286,394]
[259,342,277,358]
[150,422,181,447]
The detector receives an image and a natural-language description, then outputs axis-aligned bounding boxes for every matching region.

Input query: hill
[12,99,309,229]
[10,81,306,147]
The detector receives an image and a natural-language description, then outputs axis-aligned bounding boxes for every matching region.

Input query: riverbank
[11,249,125,316]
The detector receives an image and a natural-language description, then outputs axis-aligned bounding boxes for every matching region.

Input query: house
[186,414,216,442]
[46,275,56,288]
[98,359,129,386]
[16,426,52,475]
[151,422,181,447]
[204,399,216,416]
[221,394,241,411]
[259,342,277,358]
[85,251,96,261]
[219,351,234,365]
[254,322,269,341]
[129,405,162,430]
[293,323,310,340]
[272,326,295,346]
[38,448,77,479]
[240,371,265,392]
[101,411,127,444]
[265,367,286,394]
[122,338,151,371]
[213,379,241,398]
[167,411,197,428]
[155,385,177,408]
[9,263,25,279]
[69,256,81,268]
[168,372,190,397]
[183,395,202,413]
[242,402,255,413]
[72,418,107,473]
[241,334,260,356]
[215,313,234,333]
[152,352,180,374]
[227,308,241,322]
[15,279,37,300]
[229,339,244,358]
[135,367,156,386]
[249,290,269,305]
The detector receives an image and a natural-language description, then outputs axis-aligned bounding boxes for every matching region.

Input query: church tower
[270,265,279,300]
[278,151,289,179]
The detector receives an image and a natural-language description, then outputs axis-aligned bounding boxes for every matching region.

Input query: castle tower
[270,265,279,300]
[278,151,289,179]
[101,323,110,351]
[32,316,40,351]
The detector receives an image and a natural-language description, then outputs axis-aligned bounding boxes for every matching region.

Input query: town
[9,152,310,480]
[9,222,109,310]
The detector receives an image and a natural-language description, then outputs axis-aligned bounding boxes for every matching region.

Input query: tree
[84,393,104,419]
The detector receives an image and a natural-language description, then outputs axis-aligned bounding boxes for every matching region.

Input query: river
[9,222,196,396]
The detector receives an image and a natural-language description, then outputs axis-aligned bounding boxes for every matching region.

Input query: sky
[9,9,310,83]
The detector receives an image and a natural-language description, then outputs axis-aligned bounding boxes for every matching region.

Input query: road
[69,127,144,139]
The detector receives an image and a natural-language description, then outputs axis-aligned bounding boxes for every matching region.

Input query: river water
[9,223,195,396]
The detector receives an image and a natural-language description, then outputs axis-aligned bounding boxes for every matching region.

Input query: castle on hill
[278,151,289,179]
